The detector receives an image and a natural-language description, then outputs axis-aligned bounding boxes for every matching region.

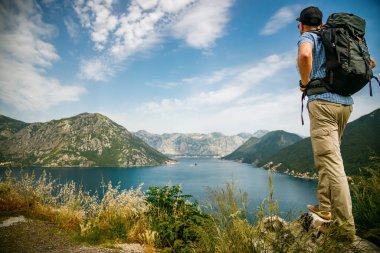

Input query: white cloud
[349,92,380,122]
[0,0,86,111]
[74,0,118,51]
[171,0,234,48]
[182,65,245,86]
[79,57,115,81]
[137,0,158,10]
[64,17,80,40]
[131,50,302,134]
[0,58,86,111]
[74,0,234,81]
[148,50,296,91]
[110,88,304,135]
[110,3,164,60]
[147,65,246,89]
[159,0,194,13]
[141,50,296,111]
[260,4,302,35]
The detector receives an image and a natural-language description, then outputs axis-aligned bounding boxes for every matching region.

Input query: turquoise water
[0,158,317,216]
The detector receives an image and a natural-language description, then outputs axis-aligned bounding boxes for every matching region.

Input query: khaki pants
[308,99,355,235]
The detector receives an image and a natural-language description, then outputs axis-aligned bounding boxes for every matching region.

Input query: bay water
[0,157,317,217]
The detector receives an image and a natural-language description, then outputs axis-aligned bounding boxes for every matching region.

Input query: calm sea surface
[0,158,317,216]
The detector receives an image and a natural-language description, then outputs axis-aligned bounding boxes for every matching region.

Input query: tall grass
[197,171,360,253]
[199,172,296,253]
[0,169,148,245]
[351,156,380,246]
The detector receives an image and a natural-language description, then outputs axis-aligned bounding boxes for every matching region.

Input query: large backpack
[308,13,379,96]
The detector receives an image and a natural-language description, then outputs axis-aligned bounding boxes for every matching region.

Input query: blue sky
[0,0,379,136]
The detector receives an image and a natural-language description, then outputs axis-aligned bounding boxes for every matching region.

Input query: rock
[262,215,287,232]
[351,237,380,253]
[253,215,298,253]
[0,216,27,228]
[298,212,380,252]
[299,212,331,234]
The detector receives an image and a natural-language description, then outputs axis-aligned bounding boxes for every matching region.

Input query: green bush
[145,185,211,252]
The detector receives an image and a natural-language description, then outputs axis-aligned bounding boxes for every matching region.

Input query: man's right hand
[370,57,376,69]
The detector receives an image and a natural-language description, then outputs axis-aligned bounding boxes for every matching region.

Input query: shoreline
[230,160,319,180]
[0,159,177,169]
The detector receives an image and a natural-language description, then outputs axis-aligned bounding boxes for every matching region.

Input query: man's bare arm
[298,42,313,91]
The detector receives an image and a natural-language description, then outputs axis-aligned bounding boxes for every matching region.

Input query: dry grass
[0,169,151,246]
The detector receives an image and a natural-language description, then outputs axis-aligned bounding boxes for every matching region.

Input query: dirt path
[0,216,145,253]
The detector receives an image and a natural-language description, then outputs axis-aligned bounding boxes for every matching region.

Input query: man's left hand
[299,80,308,92]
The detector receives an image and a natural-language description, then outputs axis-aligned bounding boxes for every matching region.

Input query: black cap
[296,6,322,26]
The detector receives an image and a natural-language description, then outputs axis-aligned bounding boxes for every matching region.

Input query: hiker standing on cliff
[296,6,376,241]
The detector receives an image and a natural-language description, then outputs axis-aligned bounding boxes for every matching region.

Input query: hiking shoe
[346,234,357,242]
[336,233,357,243]
[307,205,331,220]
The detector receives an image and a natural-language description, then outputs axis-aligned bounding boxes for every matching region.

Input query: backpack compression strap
[369,75,380,96]
[301,91,307,125]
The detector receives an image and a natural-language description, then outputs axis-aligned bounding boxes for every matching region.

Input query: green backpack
[309,13,379,96]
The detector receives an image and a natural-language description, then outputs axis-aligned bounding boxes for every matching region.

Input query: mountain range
[1,108,378,176]
[0,113,171,167]
[134,130,268,157]
[257,108,380,176]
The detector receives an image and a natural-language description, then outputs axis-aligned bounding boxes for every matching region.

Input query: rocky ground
[300,212,380,253]
[0,215,145,253]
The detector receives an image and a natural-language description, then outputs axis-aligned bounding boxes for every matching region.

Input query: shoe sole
[307,206,331,220]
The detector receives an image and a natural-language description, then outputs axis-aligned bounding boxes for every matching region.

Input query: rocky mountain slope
[0,115,29,141]
[223,130,302,164]
[0,113,171,167]
[133,130,268,156]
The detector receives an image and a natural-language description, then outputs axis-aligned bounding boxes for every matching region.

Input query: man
[296,6,358,241]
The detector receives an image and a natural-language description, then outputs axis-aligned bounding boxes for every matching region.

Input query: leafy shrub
[145,185,211,252]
